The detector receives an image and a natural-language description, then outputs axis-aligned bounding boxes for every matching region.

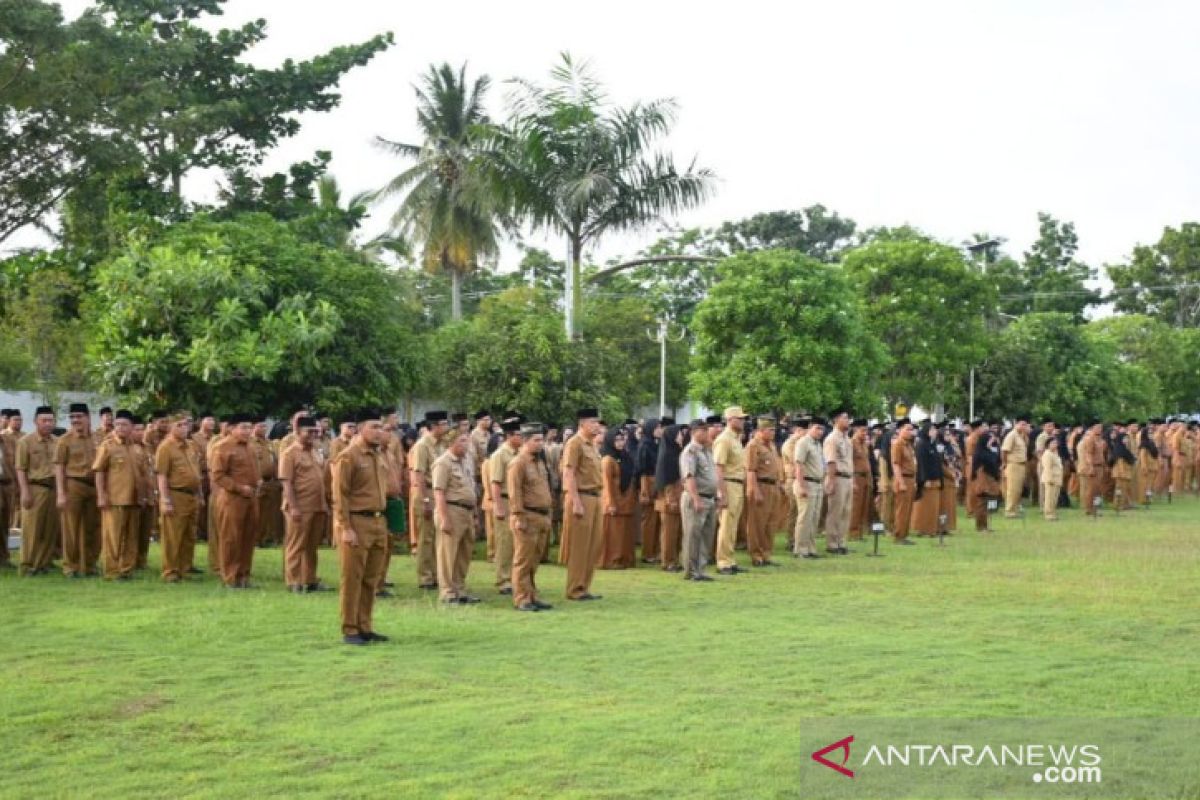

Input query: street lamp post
[647,317,686,419]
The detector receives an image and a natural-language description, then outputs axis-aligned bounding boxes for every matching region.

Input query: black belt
[758,478,777,485]
[0,479,10,485]
[698,493,715,500]
[854,472,868,477]
[578,489,599,497]
[351,509,385,517]
[69,476,95,486]
[804,477,821,483]
[836,472,852,478]
[524,506,550,516]
[498,493,509,499]
[901,472,915,478]
[31,479,54,488]
[170,486,197,496]
[725,477,743,484]
[447,500,476,511]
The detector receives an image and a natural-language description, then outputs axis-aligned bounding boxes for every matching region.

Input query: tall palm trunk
[450,269,463,321]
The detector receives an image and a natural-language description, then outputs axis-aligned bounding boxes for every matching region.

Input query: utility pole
[646,316,686,419]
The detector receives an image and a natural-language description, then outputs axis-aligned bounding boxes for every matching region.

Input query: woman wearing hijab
[636,419,663,564]
[597,427,638,569]
[937,422,961,533]
[971,425,1003,531]
[912,422,945,535]
[654,423,688,572]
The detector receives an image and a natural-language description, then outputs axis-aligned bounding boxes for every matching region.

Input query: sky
[49,0,1200,272]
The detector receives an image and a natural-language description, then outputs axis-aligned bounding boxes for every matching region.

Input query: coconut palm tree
[488,53,716,338]
[371,63,501,320]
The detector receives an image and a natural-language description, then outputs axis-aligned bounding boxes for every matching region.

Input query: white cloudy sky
[52,0,1200,270]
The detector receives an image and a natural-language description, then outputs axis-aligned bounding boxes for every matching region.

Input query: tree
[710,206,856,262]
[1084,315,1200,414]
[689,250,889,414]
[87,213,424,416]
[0,256,88,392]
[841,232,992,411]
[492,53,715,337]
[1108,222,1200,328]
[372,63,503,321]
[1015,212,1099,320]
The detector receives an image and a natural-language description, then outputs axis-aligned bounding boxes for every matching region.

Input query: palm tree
[489,53,716,338]
[371,63,501,320]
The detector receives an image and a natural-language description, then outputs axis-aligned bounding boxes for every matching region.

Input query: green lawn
[2,501,1198,799]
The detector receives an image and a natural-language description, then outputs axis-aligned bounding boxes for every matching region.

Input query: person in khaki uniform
[130,421,156,570]
[469,410,493,558]
[873,424,894,532]
[963,420,983,518]
[712,406,748,575]
[54,402,100,577]
[1137,420,1161,504]
[1109,422,1137,510]
[252,420,283,547]
[210,415,261,588]
[679,419,720,580]
[1039,427,1063,520]
[489,418,523,592]
[280,416,330,592]
[744,416,782,567]
[635,418,664,565]
[822,409,854,554]
[780,419,804,550]
[848,419,872,541]
[1076,420,1105,516]
[16,406,60,575]
[890,419,917,543]
[651,423,686,572]
[938,421,962,532]
[561,408,605,599]
[410,411,448,590]
[790,416,825,558]
[205,420,228,573]
[332,410,391,645]
[93,410,145,580]
[1000,417,1031,517]
[507,423,554,611]
[432,432,479,604]
[0,410,16,568]
[1171,423,1194,495]
[156,413,204,582]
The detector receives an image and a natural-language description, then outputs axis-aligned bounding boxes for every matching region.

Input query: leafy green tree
[0,259,88,391]
[1108,222,1200,328]
[710,206,856,262]
[88,213,424,416]
[492,53,715,337]
[840,232,992,410]
[1015,213,1099,320]
[689,250,889,414]
[372,63,503,321]
[1084,315,1200,413]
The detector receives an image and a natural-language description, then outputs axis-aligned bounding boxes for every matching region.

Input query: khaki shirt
[490,442,520,499]
[155,436,202,491]
[332,440,389,527]
[252,437,276,481]
[1040,446,1063,486]
[562,432,602,492]
[210,438,258,494]
[793,434,825,481]
[329,435,353,464]
[745,438,779,483]
[92,436,141,505]
[711,428,746,480]
[0,430,19,482]
[823,429,853,475]
[508,451,552,517]
[279,442,327,513]
[891,437,916,480]
[680,441,717,496]
[1001,429,1028,464]
[409,433,438,492]
[17,432,57,483]
[432,450,477,506]
[780,435,800,479]
[470,427,491,475]
[851,436,870,475]
[54,430,97,479]
[1076,432,1106,475]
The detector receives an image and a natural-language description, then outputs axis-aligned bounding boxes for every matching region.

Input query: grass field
[2,501,1199,799]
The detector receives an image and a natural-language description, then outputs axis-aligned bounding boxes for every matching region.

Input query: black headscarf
[654,424,686,493]
[602,427,636,493]
[636,419,660,478]
[915,431,944,498]
[1112,431,1136,465]
[972,431,1001,480]
[1140,428,1159,458]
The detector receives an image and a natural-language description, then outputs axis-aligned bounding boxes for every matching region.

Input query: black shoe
[838,548,850,555]
[802,553,820,560]
[578,593,603,601]
[342,634,369,646]
[532,599,554,610]
[895,539,916,546]
[187,567,204,575]
[383,581,395,588]
[442,597,461,605]
[663,564,683,573]
[498,587,513,596]
[307,583,334,592]
[717,567,737,575]
[731,564,749,573]
[641,557,661,565]
[116,574,133,582]
[692,574,715,582]
[457,595,482,604]
[825,548,840,554]
[375,590,394,599]
[418,583,438,591]
[515,603,539,612]
[362,631,390,643]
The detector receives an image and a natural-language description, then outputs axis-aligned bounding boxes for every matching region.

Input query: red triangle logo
[812,735,855,778]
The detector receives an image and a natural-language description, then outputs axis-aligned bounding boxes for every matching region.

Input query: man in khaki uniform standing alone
[713,406,748,576]
[433,431,480,605]
[156,413,204,582]
[16,406,59,575]
[561,408,605,599]
[823,409,854,555]
[1001,417,1031,517]
[54,402,100,577]
[93,410,144,580]
[791,416,826,559]
[489,418,523,596]
[332,410,391,645]
[410,411,448,590]
[507,423,554,611]
[0,410,15,568]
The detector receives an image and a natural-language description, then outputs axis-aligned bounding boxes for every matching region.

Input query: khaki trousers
[493,512,514,589]
[102,505,139,579]
[257,481,284,545]
[1114,477,1133,510]
[20,484,59,574]
[1041,482,1061,520]
[639,477,659,560]
[793,483,822,556]
[216,491,258,586]
[137,505,154,569]
[893,487,914,540]
[659,510,682,568]
[563,493,603,599]
[824,476,852,549]
[435,505,475,601]
[714,481,745,569]
[285,510,327,587]
[338,515,388,636]
[160,489,199,581]
[849,475,871,540]
[0,481,11,565]
[60,479,100,575]
[1079,472,1098,515]
[1004,462,1027,516]
[411,489,437,587]
[512,513,548,607]
[744,485,775,562]
[207,489,221,573]
[680,495,717,576]
[878,488,894,533]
